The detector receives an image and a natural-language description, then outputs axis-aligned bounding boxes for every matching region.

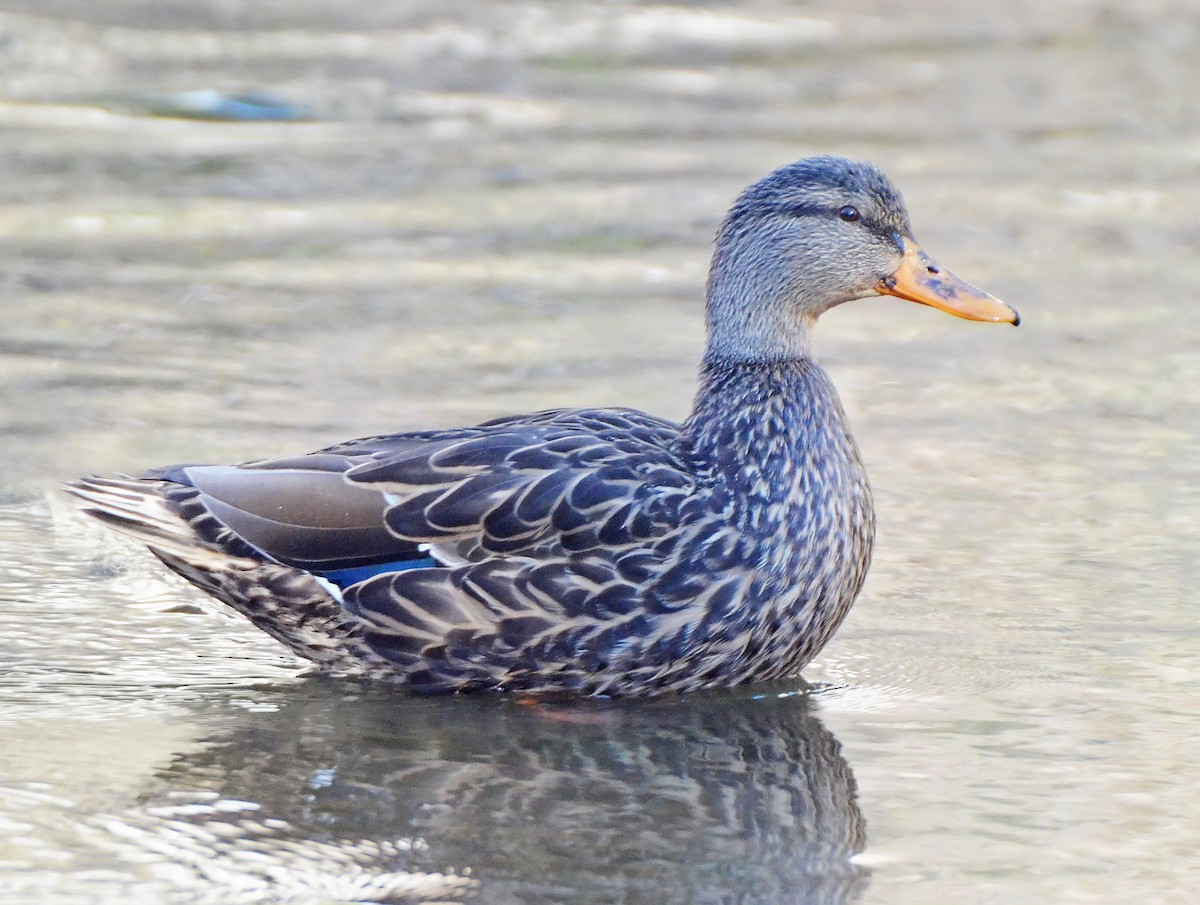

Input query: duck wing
[145,407,694,576]
[338,407,694,564]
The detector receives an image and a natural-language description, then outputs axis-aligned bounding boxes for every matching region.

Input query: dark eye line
[781,203,870,223]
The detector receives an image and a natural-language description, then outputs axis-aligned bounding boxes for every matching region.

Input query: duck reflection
[138,683,868,904]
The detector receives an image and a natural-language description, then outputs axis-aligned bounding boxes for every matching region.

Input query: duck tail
[65,476,221,560]
[63,477,397,677]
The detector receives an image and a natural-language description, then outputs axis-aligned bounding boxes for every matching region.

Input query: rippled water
[1,2,1197,903]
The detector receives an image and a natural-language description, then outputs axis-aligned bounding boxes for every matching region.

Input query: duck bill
[875,237,1019,325]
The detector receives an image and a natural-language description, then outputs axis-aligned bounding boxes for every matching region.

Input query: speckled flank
[350,359,871,694]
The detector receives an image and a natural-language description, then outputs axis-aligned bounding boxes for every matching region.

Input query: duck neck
[701,234,824,363]
[682,355,856,476]
[702,321,815,364]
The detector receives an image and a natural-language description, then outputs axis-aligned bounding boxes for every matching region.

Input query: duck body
[69,156,1016,695]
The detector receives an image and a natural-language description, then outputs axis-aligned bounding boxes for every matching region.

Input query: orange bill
[876,237,1019,325]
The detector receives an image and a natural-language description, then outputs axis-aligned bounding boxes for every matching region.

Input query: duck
[67,156,1018,696]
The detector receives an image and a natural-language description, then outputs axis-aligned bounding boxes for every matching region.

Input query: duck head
[704,156,1019,363]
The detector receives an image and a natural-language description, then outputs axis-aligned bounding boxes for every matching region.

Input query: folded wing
[151,406,691,581]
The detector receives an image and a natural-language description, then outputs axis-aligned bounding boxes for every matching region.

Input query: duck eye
[838,205,861,223]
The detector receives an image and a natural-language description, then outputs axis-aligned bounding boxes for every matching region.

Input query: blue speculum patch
[318,557,437,589]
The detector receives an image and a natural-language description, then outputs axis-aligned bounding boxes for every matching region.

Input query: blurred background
[0,2,1196,903]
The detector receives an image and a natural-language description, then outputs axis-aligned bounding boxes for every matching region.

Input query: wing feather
[343,408,694,561]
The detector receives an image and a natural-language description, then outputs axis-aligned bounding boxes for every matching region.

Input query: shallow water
[1,1,1198,903]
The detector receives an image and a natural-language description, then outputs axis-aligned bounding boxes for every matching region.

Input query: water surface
[1,2,1197,903]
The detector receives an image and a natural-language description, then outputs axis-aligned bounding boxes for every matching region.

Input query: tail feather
[64,477,398,677]
[65,477,235,563]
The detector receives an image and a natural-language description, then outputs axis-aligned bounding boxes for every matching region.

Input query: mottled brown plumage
[67,156,1017,695]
